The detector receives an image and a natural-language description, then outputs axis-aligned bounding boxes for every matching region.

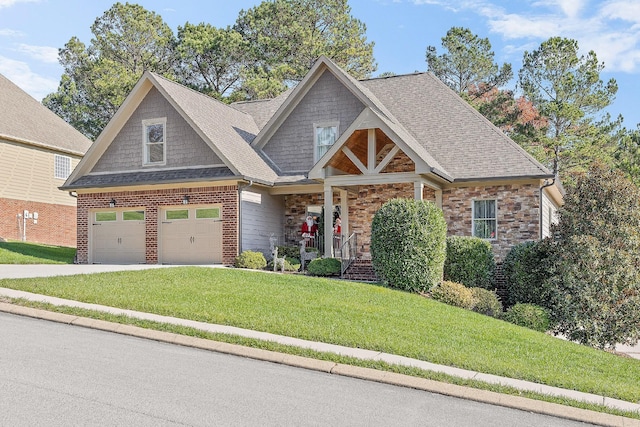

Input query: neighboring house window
[314,123,338,161]
[473,200,497,240]
[142,118,166,165]
[54,154,71,179]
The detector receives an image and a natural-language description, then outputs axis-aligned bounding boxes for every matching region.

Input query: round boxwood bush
[502,303,551,332]
[502,240,553,308]
[430,281,475,310]
[307,257,341,276]
[234,250,267,269]
[371,199,447,292]
[470,287,503,318]
[444,236,495,289]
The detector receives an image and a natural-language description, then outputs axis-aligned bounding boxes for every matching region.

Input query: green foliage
[371,199,447,292]
[234,250,267,269]
[518,37,619,177]
[502,241,554,308]
[307,257,341,276]
[548,164,640,349]
[266,258,299,272]
[430,281,475,310]
[443,236,495,289]
[275,245,300,260]
[233,0,376,98]
[503,304,551,333]
[44,2,178,139]
[470,287,503,318]
[426,27,512,99]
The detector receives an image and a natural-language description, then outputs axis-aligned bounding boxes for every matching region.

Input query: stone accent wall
[443,183,540,260]
[76,185,238,265]
[282,182,539,262]
[0,197,77,247]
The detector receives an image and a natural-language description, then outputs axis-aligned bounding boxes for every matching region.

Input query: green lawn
[1,266,638,405]
[0,241,75,264]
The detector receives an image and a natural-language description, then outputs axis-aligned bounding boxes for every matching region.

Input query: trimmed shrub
[276,245,302,260]
[307,257,341,276]
[430,281,475,310]
[266,258,299,272]
[470,287,503,317]
[444,236,496,289]
[234,250,267,269]
[503,303,551,332]
[371,199,447,292]
[502,240,553,309]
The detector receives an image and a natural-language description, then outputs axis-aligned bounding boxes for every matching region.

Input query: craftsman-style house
[62,56,562,269]
[0,73,91,247]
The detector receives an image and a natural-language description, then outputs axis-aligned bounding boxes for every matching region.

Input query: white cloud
[599,0,640,24]
[0,56,58,100]
[15,44,58,63]
[0,0,39,9]
[0,28,23,37]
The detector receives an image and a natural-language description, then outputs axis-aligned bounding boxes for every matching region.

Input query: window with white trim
[473,199,497,240]
[142,118,166,165]
[54,154,71,179]
[314,123,338,161]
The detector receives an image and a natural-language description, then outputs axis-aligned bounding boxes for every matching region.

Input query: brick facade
[77,185,239,265]
[284,182,540,262]
[0,197,77,247]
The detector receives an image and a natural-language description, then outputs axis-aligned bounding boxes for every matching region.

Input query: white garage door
[160,206,223,264]
[91,210,146,264]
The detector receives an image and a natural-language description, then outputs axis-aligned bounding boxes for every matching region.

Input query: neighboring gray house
[62,56,562,271]
[0,73,92,247]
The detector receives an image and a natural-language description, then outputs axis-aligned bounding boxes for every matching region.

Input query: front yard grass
[0,241,75,264]
[1,266,639,407]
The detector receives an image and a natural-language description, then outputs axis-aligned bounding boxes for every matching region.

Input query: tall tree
[43,3,178,140]
[518,37,619,177]
[233,0,376,99]
[425,27,512,100]
[176,23,249,99]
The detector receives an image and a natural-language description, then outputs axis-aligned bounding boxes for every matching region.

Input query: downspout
[539,177,556,240]
[237,180,254,254]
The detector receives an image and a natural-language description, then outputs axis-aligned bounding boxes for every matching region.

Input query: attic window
[54,154,71,179]
[142,118,166,165]
[314,123,338,162]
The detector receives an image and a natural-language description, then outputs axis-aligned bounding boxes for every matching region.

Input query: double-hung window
[473,199,497,240]
[314,123,338,162]
[54,154,71,179]
[142,118,166,165]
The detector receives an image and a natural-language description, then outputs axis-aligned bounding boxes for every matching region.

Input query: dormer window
[314,123,338,162]
[142,118,166,165]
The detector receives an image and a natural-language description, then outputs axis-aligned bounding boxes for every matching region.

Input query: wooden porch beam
[342,146,368,175]
[368,129,376,173]
[374,145,400,174]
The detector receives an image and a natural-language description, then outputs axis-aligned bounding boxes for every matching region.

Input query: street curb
[1,302,638,427]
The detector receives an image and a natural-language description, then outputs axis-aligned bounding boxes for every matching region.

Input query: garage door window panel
[123,210,145,221]
[96,212,117,222]
[166,209,189,220]
[196,208,220,220]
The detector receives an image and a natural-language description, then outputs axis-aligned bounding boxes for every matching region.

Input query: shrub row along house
[0,73,91,247]
[62,56,563,271]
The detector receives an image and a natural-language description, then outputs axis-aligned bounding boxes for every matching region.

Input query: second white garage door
[160,206,223,264]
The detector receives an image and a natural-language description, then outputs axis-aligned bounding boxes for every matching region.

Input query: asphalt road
[0,312,595,426]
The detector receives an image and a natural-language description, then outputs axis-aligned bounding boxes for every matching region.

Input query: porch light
[182,195,190,205]
[109,198,116,208]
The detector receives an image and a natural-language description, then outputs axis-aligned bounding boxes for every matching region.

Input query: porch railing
[339,232,358,277]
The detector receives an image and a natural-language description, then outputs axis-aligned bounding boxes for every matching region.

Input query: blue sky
[1,0,640,127]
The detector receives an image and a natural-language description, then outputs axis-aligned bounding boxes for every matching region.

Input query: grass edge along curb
[2,298,638,423]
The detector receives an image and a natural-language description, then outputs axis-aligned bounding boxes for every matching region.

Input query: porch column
[324,184,333,257]
[339,189,348,239]
[414,181,424,200]
[435,189,443,209]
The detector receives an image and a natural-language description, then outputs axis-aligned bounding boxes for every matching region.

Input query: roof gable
[0,73,91,156]
[65,72,277,188]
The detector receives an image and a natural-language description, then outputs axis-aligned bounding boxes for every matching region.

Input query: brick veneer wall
[284,182,540,262]
[0,197,77,247]
[76,185,239,265]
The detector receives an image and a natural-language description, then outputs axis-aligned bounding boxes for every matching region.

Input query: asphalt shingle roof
[360,73,552,181]
[0,73,92,155]
[66,167,235,189]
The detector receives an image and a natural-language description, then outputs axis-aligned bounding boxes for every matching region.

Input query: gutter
[539,177,556,239]
[237,179,254,253]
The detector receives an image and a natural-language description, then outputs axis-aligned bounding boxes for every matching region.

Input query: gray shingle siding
[92,87,223,173]
[262,71,365,172]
